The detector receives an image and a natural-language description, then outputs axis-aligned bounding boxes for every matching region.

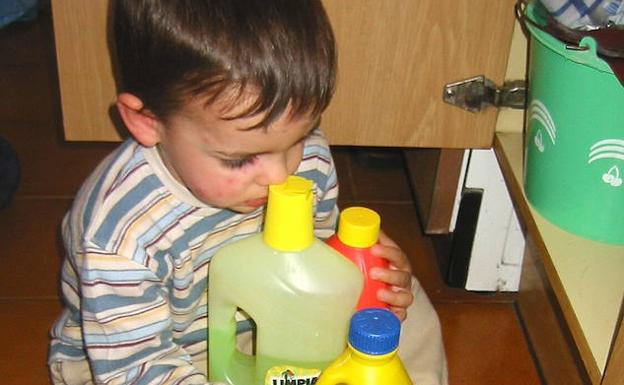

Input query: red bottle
[327,207,389,310]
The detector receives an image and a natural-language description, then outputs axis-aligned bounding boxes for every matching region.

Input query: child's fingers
[389,307,408,322]
[371,230,412,272]
[371,240,412,274]
[367,230,414,323]
[370,267,412,290]
[378,288,413,323]
[377,287,414,309]
[377,230,398,247]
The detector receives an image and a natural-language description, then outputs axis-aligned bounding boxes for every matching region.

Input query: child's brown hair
[113,0,337,126]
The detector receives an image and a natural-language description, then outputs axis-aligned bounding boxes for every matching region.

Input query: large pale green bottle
[208,176,364,385]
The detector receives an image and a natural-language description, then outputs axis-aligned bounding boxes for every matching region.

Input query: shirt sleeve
[313,162,339,240]
[295,128,340,240]
[80,250,208,385]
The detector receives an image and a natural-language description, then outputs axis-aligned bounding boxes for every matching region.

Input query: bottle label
[265,365,321,385]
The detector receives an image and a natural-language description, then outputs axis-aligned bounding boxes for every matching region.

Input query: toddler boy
[48,1,447,384]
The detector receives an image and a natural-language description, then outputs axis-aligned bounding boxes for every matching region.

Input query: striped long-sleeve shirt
[48,128,339,385]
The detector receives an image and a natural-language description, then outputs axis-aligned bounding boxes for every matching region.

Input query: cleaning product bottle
[326,207,389,310]
[208,176,364,385]
[316,308,413,385]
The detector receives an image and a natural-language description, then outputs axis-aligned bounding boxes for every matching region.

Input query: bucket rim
[521,1,614,74]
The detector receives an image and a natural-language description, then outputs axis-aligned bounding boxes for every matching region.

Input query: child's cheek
[224,175,237,184]
[216,176,245,196]
[192,176,239,202]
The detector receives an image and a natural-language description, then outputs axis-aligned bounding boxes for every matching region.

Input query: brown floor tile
[0,198,69,298]
[436,302,541,385]
[0,62,61,125]
[0,298,61,385]
[3,121,117,197]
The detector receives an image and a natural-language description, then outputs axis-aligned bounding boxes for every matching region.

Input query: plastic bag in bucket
[519,0,624,244]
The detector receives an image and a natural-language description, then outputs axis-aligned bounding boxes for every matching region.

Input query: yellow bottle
[208,176,363,385]
[316,308,413,385]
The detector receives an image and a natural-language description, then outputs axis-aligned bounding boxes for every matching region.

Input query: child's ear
[116,93,163,147]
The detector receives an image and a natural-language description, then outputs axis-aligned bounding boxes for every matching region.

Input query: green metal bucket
[523,2,624,244]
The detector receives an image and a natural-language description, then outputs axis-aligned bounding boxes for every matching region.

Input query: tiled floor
[0,8,542,385]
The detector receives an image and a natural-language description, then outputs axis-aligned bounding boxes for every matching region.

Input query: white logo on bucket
[588,139,624,188]
[528,100,556,153]
[602,166,622,187]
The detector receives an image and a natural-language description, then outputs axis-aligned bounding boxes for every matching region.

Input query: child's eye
[221,156,258,169]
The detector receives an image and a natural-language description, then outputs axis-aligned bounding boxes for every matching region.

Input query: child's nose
[257,154,290,186]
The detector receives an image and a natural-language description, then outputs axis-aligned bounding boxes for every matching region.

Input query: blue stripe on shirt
[92,174,163,247]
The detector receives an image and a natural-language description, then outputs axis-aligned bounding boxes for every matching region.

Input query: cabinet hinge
[443,75,526,113]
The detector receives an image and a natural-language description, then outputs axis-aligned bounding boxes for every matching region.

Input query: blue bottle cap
[348,308,401,355]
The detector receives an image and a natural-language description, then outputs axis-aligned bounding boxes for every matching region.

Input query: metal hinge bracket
[443,75,526,113]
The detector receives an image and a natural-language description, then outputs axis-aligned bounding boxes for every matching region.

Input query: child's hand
[369,230,414,322]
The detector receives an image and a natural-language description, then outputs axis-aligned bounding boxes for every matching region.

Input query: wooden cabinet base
[517,236,594,385]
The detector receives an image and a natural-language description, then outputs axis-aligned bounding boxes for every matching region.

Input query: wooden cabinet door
[52,0,516,147]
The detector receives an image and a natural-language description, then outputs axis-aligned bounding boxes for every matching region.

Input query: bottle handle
[208,296,254,382]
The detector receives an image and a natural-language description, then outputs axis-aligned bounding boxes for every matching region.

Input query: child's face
[155,94,317,213]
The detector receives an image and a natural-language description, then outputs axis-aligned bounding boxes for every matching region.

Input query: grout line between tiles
[13,195,75,200]
[431,296,518,305]
[0,296,59,301]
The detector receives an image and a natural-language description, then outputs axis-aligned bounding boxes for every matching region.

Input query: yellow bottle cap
[263,176,314,251]
[337,207,380,248]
